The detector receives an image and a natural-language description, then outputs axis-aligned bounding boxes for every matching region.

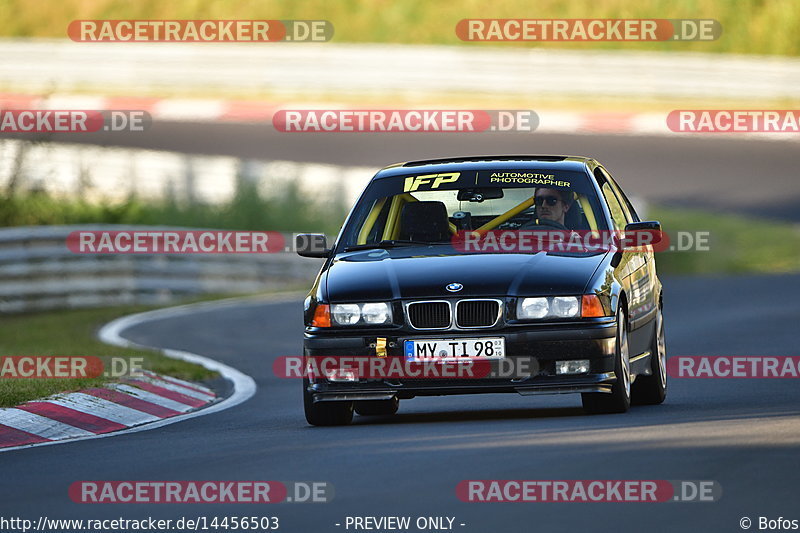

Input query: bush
[0,180,347,234]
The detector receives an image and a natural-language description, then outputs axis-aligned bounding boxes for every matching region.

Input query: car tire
[355,398,399,416]
[303,379,354,426]
[582,306,631,414]
[631,303,667,405]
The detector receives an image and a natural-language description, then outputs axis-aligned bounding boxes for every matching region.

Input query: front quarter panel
[303,264,330,326]
[585,257,624,319]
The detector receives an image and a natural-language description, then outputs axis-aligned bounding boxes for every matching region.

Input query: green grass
[652,206,800,275]
[0,182,347,235]
[1,0,798,56]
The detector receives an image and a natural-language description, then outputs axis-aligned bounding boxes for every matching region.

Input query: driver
[534,188,573,227]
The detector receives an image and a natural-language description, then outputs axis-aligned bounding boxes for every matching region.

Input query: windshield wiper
[343,239,446,251]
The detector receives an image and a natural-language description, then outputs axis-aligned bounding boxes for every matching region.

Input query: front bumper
[304,319,618,401]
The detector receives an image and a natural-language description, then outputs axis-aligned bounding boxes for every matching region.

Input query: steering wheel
[519,217,569,231]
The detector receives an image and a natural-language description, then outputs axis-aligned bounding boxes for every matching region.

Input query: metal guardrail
[0,225,322,313]
[0,39,799,101]
[0,139,375,207]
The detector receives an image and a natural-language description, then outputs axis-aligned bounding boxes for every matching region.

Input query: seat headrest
[564,197,589,230]
[399,201,450,242]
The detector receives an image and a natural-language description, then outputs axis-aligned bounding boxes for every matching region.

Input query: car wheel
[303,379,354,426]
[582,306,631,414]
[355,397,399,416]
[631,303,667,405]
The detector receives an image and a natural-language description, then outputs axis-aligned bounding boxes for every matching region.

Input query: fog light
[326,369,358,382]
[556,360,590,375]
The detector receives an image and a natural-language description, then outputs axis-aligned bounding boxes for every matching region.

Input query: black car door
[595,167,654,357]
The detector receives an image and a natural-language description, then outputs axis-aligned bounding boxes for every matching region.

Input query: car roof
[373,155,597,179]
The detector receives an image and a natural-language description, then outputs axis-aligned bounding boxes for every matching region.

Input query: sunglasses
[534,196,561,207]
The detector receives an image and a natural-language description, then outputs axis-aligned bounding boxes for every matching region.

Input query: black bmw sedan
[297,155,667,426]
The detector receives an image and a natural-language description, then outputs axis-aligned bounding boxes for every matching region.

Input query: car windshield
[337,168,608,252]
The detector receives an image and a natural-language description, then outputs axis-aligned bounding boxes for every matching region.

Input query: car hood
[324,249,607,301]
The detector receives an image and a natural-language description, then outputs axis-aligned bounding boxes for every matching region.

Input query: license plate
[404,337,505,362]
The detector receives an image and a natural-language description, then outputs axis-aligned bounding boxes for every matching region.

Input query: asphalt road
[1,274,799,532]
[2,123,800,220]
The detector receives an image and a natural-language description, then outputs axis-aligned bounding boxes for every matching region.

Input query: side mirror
[623,221,663,247]
[296,233,330,258]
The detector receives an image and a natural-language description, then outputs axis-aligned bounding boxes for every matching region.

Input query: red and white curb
[0,372,216,448]
[0,93,279,123]
[0,296,262,453]
[2,92,798,141]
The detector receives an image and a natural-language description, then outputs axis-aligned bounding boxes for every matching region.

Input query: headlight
[517,296,581,320]
[518,297,549,319]
[361,302,392,324]
[551,296,580,317]
[331,303,361,325]
[331,302,392,326]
